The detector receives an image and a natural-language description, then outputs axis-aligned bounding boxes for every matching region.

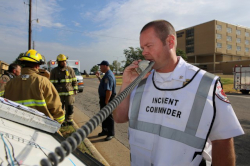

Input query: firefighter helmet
[19,49,44,64]
[57,54,68,61]
[38,53,46,65]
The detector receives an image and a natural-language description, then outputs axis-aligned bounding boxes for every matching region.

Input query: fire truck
[233,65,250,94]
[47,60,84,92]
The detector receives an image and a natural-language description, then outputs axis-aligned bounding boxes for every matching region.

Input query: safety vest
[129,69,218,166]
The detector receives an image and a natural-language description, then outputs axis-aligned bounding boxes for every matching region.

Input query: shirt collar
[154,56,187,82]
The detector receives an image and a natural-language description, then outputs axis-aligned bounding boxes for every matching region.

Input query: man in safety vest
[50,54,78,126]
[0,63,21,97]
[114,20,244,166]
[4,49,65,124]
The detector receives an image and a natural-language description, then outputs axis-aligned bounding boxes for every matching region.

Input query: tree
[176,48,187,61]
[90,65,99,73]
[112,60,121,73]
[123,47,144,68]
[109,64,114,72]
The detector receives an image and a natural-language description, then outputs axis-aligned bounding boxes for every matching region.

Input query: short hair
[8,63,20,72]
[140,20,177,47]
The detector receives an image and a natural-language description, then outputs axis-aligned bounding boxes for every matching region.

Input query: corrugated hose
[40,61,155,166]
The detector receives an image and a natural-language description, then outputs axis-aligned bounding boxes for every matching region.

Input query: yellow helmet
[19,49,44,64]
[57,54,68,61]
[38,53,46,65]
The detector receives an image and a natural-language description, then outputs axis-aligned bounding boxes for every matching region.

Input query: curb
[73,121,110,166]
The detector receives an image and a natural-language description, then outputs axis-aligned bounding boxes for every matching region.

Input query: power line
[36,24,139,41]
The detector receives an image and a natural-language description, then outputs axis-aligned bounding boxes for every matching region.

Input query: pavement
[73,106,130,166]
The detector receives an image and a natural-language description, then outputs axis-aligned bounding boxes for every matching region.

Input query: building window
[246,32,249,37]
[177,31,184,38]
[246,48,249,52]
[227,36,232,42]
[236,30,241,35]
[217,43,222,48]
[227,27,232,33]
[216,25,222,31]
[227,44,232,50]
[186,28,194,38]
[186,38,194,45]
[216,34,222,39]
[186,46,194,53]
[236,38,241,43]
[237,46,241,51]
[245,40,249,45]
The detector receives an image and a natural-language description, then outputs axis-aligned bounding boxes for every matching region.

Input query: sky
[0,0,250,72]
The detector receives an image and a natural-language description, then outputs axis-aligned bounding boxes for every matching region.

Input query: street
[227,94,250,165]
[75,78,250,166]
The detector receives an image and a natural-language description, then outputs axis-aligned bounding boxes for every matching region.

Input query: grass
[59,126,93,157]
[82,74,239,93]
[116,76,122,85]
[82,75,123,85]
[217,74,239,93]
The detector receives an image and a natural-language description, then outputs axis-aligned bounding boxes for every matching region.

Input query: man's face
[140,27,171,72]
[99,65,107,73]
[58,61,66,68]
[13,66,21,76]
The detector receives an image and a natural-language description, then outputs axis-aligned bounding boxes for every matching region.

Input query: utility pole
[28,0,32,50]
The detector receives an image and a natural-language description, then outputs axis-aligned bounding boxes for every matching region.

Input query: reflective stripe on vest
[16,99,46,107]
[50,79,73,83]
[0,91,4,97]
[73,86,78,90]
[58,91,74,96]
[55,115,65,123]
[129,72,215,149]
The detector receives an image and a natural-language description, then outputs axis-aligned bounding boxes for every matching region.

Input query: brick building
[177,20,250,74]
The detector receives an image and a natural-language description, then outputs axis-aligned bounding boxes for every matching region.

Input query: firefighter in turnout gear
[50,54,78,126]
[4,49,65,124]
[0,63,21,97]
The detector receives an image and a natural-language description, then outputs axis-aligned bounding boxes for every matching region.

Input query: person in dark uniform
[96,60,116,141]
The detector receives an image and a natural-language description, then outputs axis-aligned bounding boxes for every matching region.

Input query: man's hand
[122,60,141,85]
[122,60,151,85]
[74,91,77,95]
[95,71,100,77]
[96,71,101,81]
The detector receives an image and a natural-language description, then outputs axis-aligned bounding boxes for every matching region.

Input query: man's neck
[156,54,179,73]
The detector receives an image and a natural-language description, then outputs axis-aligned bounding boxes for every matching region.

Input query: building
[177,20,250,74]
[0,60,9,75]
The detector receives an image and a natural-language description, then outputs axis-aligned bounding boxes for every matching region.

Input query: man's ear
[35,64,40,69]
[167,35,175,49]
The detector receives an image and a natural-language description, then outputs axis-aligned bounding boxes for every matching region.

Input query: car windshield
[73,68,81,75]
